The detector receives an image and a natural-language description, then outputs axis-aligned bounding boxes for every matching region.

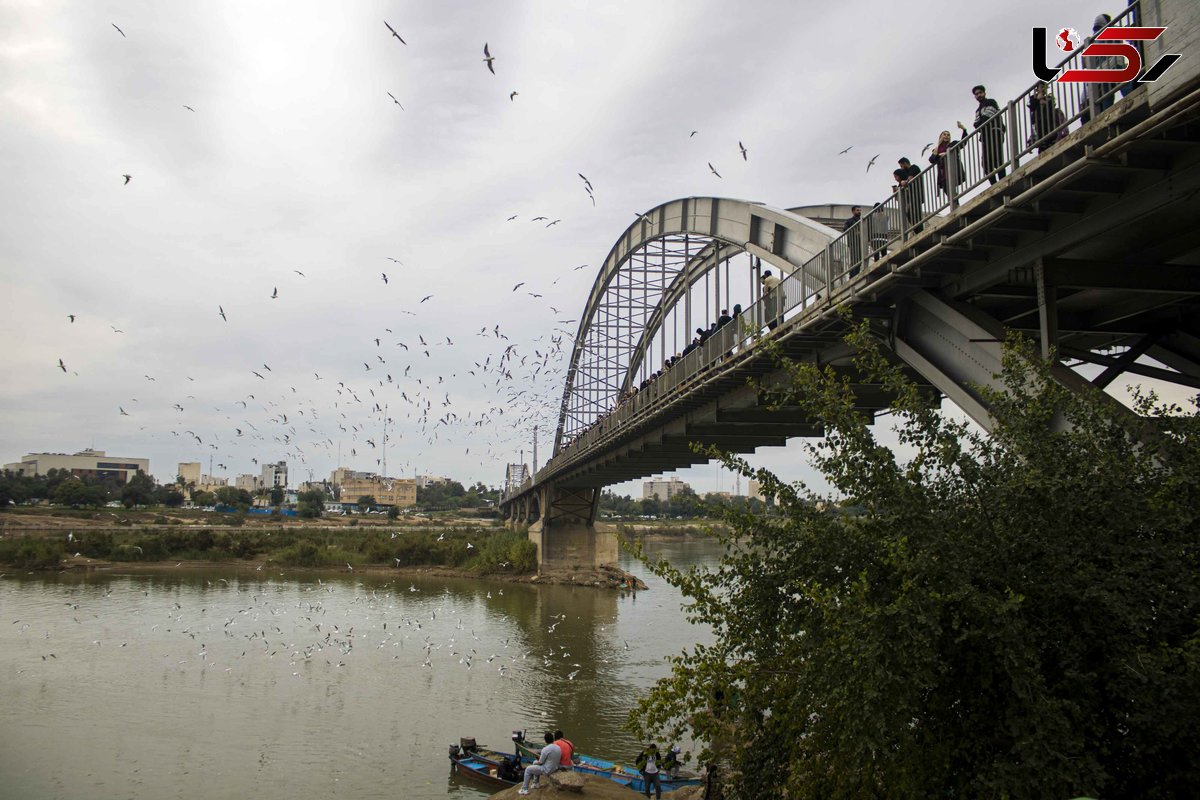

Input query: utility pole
[533,425,538,473]
[381,404,388,478]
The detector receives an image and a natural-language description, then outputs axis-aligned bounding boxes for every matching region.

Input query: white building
[261,461,288,490]
[5,449,149,484]
[416,474,452,489]
[642,476,691,502]
[235,474,259,492]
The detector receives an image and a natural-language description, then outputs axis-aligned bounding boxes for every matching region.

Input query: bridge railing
[534,1,1160,483]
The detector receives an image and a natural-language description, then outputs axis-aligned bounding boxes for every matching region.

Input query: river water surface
[0,536,720,800]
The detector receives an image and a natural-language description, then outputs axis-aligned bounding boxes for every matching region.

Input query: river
[0,535,720,800]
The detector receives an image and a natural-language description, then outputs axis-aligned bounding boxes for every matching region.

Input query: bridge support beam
[527,482,617,570]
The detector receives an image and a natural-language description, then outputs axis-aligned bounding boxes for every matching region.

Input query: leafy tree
[639,497,661,517]
[627,326,1200,799]
[53,479,106,508]
[269,486,285,507]
[214,486,252,511]
[191,490,216,507]
[357,495,376,512]
[387,504,400,520]
[296,489,325,519]
[120,470,156,508]
[155,486,185,507]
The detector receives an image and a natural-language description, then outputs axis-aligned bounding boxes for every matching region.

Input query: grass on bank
[0,527,536,574]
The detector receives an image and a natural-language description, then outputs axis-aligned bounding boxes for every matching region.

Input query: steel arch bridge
[553,197,838,455]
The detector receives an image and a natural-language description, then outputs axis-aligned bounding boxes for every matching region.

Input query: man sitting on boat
[518,731,561,796]
[552,729,574,767]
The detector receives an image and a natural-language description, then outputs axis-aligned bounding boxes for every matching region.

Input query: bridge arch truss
[554,197,838,455]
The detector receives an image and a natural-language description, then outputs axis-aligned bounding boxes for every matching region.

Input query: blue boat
[512,730,703,794]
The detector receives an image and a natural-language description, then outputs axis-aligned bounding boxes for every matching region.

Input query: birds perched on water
[482,43,495,74]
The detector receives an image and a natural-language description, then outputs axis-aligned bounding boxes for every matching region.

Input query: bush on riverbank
[0,526,537,573]
[628,326,1200,799]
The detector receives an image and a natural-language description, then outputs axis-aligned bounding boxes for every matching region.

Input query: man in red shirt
[553,729,574,767]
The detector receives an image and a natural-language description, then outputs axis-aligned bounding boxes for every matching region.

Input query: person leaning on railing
[1027,82,1067,153]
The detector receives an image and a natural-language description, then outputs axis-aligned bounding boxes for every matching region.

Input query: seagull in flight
[58,358,67,372]
[112,23,125,37]
[509,91,518,101]
[271,286,278,299]
[383,21,406,44]
[838,145,853,155]
[183,105,195,112]
[708,162,722,178]
[119,406,129,416]
[689,130,698,137]
[387,92,404,109]
[483,43,495,74]
[68,314,75,323]
[420,295,433,303]
[293,269,305,277]
[122,174,132,184]
[512,282,525,292]
[738,141,748,160]
[920,142,935,156]
[218,305,226,321]
[866,154,880,173]
[381,273,388,284]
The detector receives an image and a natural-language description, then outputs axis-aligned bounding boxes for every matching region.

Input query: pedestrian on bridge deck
[843,205,863,277]
[760,270,781,331]
[972,84,1007,184]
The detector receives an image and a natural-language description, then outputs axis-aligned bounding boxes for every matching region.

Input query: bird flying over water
[483,43,495,74]
[383,21,406,44]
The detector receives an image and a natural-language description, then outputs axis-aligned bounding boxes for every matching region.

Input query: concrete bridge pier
[527,483,617,570]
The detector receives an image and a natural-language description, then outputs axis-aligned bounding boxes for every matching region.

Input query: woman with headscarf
[930,121,968,196]
[1028,82,1067,153]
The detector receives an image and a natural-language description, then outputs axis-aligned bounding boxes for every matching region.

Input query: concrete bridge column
[527,482,617,570]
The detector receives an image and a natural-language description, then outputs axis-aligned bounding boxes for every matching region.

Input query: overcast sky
[2,0,1129,494]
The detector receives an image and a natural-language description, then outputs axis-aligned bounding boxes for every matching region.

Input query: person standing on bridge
[930,122,968,195]
[897,156,925,233]
[760,270,781,331]
[843,205,863,277]
[972,84,1007,184]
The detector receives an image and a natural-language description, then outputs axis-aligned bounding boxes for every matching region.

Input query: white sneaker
[518,790,530,796]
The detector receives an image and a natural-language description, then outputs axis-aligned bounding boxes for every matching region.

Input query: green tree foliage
[155,486,185,507]
[356,495,376,512]
[52,479,108,508]
[386,504,400,520]
[214,486,253,511]
[191,490,216,507]
[120,470,157,508]
[269,486,285,506]
[296,488,325,519]
[627,326,1200,799]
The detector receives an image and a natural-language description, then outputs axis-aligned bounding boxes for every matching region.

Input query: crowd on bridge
[562,10,1139,455]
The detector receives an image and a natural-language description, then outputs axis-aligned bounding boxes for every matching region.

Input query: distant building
[261,461,288,490]
[339,476,416,507]
[416,474,452,489]
[747,479,775,503]
[330,466,368,487]
[177,462,202,486]
[235,474,259,492]
[4,449,149,484]
[643,476,691,502]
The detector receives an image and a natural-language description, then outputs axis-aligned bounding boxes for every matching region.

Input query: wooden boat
[447,737,524,789]
[513,731,702,794]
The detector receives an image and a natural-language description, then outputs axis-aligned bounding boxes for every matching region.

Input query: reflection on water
[0,536,719,799]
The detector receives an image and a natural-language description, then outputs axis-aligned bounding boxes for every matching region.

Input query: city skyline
[2,0,1120,497]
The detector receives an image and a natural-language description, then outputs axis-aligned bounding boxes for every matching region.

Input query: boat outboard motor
[511,729,525,745]
[448,743,461,758]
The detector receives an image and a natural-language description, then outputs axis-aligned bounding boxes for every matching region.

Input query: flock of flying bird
[51,17,787,486]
